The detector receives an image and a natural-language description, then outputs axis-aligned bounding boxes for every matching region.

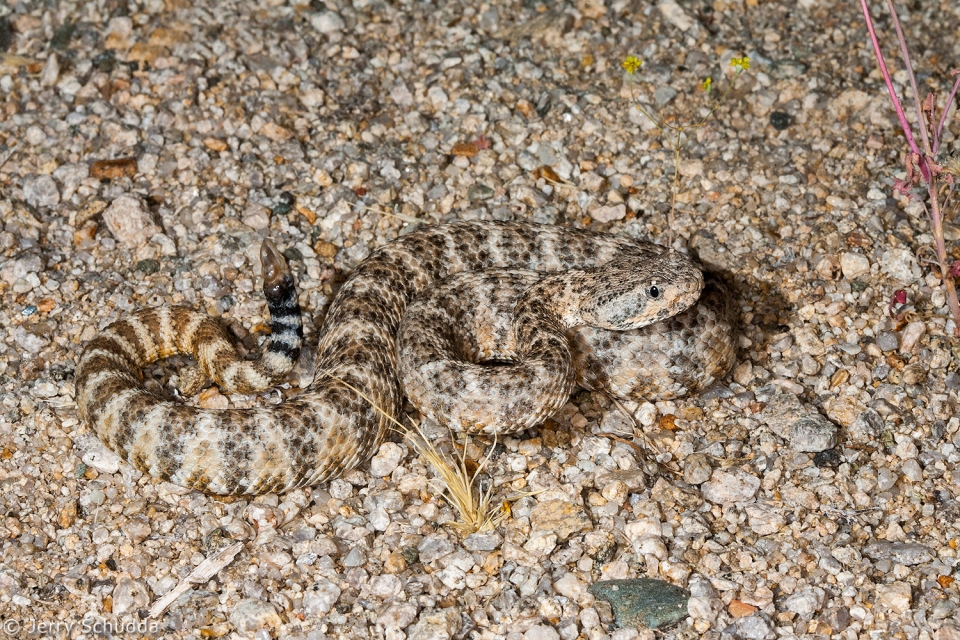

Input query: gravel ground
[1,0,960,639]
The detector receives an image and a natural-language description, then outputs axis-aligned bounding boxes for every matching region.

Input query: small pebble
[769,111,792,130]
[369,442,404,477]
[880,248,922,283]
[407,609,462,640]
[22,174,60,208]
[112,578,150,617]
[899,321,926,354]
[782,587,825,619]
[102,195,160,247]
[229,599,282,634]
[790,415,838,452]
[302,580,341,615]
[682,453,712,485]
[876,331,899,352]
[701,469,760,504]
[311,10,345,34]
[875,582,912,614]
[863,542,934,565]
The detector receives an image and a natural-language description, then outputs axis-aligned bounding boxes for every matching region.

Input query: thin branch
[884,0,932,156]
[935,71,960,153]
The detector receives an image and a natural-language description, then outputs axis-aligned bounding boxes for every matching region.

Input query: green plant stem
[627,67,743,247]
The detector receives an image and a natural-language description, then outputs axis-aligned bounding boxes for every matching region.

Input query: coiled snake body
[76,221,736,495]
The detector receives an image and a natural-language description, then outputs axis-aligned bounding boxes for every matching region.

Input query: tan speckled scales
[76,221,737,495]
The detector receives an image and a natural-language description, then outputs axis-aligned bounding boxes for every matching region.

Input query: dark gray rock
[588,578,689,629]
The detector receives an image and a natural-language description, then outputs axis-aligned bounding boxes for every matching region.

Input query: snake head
[577,251,704,330]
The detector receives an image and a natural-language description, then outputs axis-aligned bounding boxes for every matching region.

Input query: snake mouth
[476,358,517,367]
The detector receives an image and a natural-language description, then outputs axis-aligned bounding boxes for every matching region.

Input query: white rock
[26,125,46,145]
[390,82,414,108]
[370,442,404,477]
[553,573,587,600]
[525,624,560,640]
[658,0,693,31]
[624,518,662,542]
[13,326,49,353]
[782,587,826,619]
[102,195,160,247]
[0,255,42,285]
[901,459,923,482]
[635,536,667,560]
[41,53,60,87]
[22,174,60,208]
[299,87,325,109]
[733,361,754,385]
[242,203,271,230]
[229,599,282,634]
[437,565,465,590]
[636,402,658,426]
[378,603,418,629]
[880,248,921,283]
[82,446,123,474]
[899,321,925,354]
[744,503,786,535]
[590,204,626,223]
[523,531,558,557]
[311,11,345,34]
[840,252,870,279]
[876,581,912,614]
[369,574,403,598]
[112,578,150,617]
[369,507,390,531]
[427,86,449,110]
[408,609,461,640]
[701,469,760,504]
[303,579,341,615]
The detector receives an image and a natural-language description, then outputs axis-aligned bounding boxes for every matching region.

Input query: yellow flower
[730,56,750,71]
[701,77,713,93]
[622,55,642,75]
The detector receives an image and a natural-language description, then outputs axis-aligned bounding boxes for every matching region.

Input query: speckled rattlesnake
[76,221,737,495]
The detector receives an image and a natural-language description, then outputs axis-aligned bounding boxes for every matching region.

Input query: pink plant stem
[885,0,932,155]
[927,182,960,335]
[860,0,960,334]
[934,72,960,153]
[858,0,928,178]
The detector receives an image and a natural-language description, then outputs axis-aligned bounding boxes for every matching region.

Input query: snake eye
[648,285,661,299]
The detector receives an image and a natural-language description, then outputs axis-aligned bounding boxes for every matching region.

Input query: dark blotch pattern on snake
[76,221,737,495]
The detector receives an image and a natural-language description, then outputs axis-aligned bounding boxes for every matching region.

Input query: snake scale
[76,221,737,495]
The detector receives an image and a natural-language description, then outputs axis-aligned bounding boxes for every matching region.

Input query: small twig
[934,72,960,152]
[149,542,243,619]
[0,143,17,171]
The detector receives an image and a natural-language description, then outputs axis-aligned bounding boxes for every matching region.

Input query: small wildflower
[701,77,713,93]
[730,56,750,71]
[622,55,642,75]
[951,260,960,279]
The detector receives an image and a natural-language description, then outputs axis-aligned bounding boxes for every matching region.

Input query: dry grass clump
[326,374,507,535]
[399,421,506,535]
